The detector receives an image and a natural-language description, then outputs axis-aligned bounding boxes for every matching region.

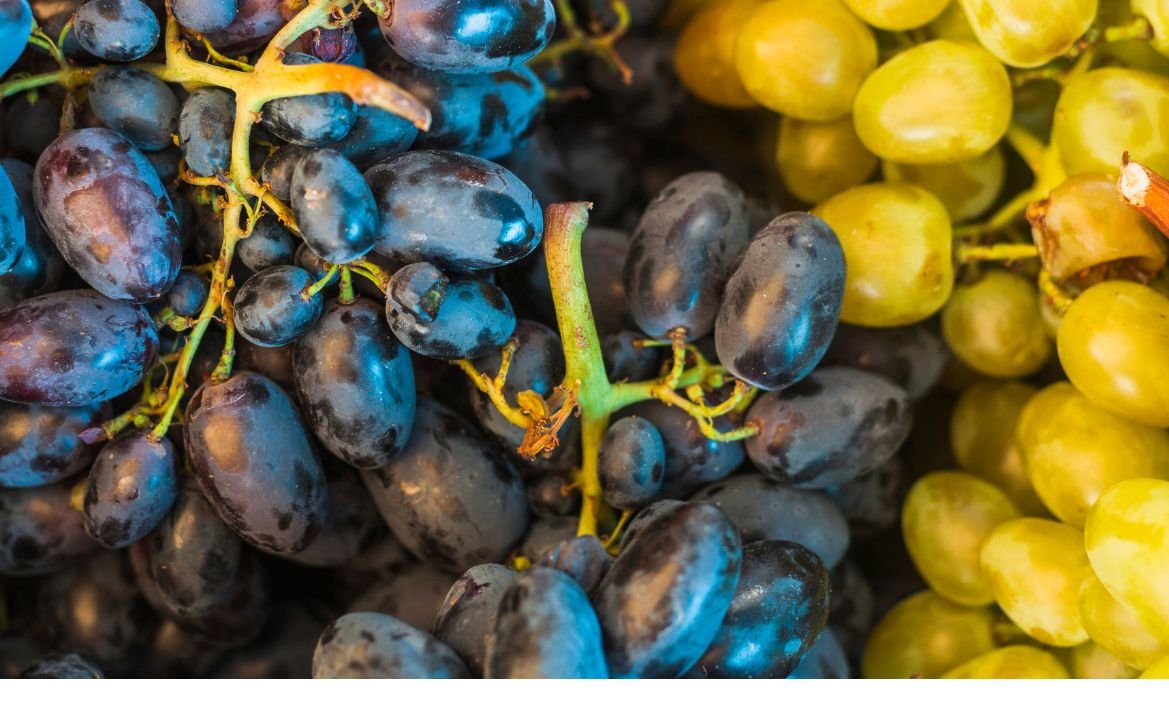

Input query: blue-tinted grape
[820,321,948,400]
[348,560,455,631]
[20,653,103,679]
[73,0,159,61]
[87,66,178,152]
[536,534,612,594]
[527,472,580,517]
[624,400,745,499]
[314,612,468,678]
[715,213,846,391]
[745,367,912,489]
[360,399,529,573]
[517,514,578,562]
[0,163,26,274]
[0,0,31,76]
[261,53,357,146]
[236,215,293,272]
[324,105,418,170]
[525,227,631,336]
[694,540,830,678]
[185,371,329,554]
[366,150,543,270]
[166,269,208,317]
[603,330,660,382]
[385,262,516,360]
[178,88,234,178]
[235,335,295,389]
[378,0,555,74]
[0,480,95,576]
[0,400,104,488]
[468,319,562,447]
[485,567,608,678]
[595,501,742,678]
[81,429,177,548]
[599,415,665,510]
[787,627,850,679]
[0,290,159,406]
[145,146,181,184]
[0,158,65,309]
[204,0,283,54]
[434,563,517,677]
[34,128,181,302]
[826,458,905,538]
[624,172,750,339]
[290,149,378,263]
[282,460,391,568]
[232,265,324,348]
[172,0,236,33]
[4,91,63,162]
[260,144,310,201]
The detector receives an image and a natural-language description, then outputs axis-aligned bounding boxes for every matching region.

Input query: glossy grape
[958,0,1098,68]
[87,66,178,152]
[74,0,159,61]
[0,480,94,576]
[81,429,177,548]
[1079,574,1169,670]
[843,0,949,29]
[172,0,236,33]
[942,645,1069,678]
[673,0,758,109]
[776,116,878,206]
[882,147,1005,222]
[434,563,518,677]
[324,105,418,171]
[178,88,234,178]
[0,158,65,309]
[625,401,745,499]
[0,0,31,76]
[820,322,947,400]
[0,400,103,488]
[0,164,25,276]
[20,653,103,679]
[861,590,997,678]
[536,534,611,593]
[788,628,850,679]
[232,265,324,348]
[942,270,1052,378]
[598,416,665,510]
[313,612,468,678]
[166,269,208,317]
[204,0,283,53]
[235,215,293,272]
[290,149,377,264]
[261,53,357,147]
[602,330,660,383]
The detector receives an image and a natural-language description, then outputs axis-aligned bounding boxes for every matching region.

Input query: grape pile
[0,0,1168,682]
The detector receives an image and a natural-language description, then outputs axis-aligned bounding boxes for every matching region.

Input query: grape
[861,590,997,678]
[692,473,850,569]
[261,53,357,147]
[1134,0,1169,57]
[536,534,612,594]
[348,561,456,632]
[0,163,26,275]
[283,460,391,568]
[813,183,954,327]
[853,40,1012,163]
[523,227,631,336]
[485,567,608,678]
[788,628,850,679]
[674,0,759,109]
[0,400,104,488]
[73,0,159,61]
[714,212,845,391]
[0,0,31,76]
[1068,639,1141,679]
[81,429,177,549]
[602,330,660,382]
[594,501,742,678]
[87,66,178,153]
[293,298,416,468]
[34,128,182,303]
[185,371,329,554]
[360,399,529,573]
[820,322,948,401]
[385,262,516,360]
[733,0,877,120]
[825,459,905,537]
[980,517,1093,646]
[958,0,1098,68]
[623,172,750,339]
[260,144,310,202]
[166,269,208,317]
[235,215,293,272]
[942,270,1052,378]
[303,24,358,64]
[882,146,1006,222]
[232,265,324,348]
[20,653,103,679]
[1079,575,1169,670]
[367,150,542,270]
[775,115,879,206]
[290,149,377,264]
[517,515,581,562]
[843,0,949,29]
[1143,655,1169,679]
[942,645,1069,678]
[588,34,686,132]
[178,88,234,178]
[827,559,877,659]
[313,612,468,678]
[172,0,237,33]
[0,159,65,309]
[324,105,418,171]
[745,367,913,489]
[527,473,580,517]
[204,0,283,54]
[598,416,665,510]
[624,400,745,499]
[694,540,830,678]
[0,480,94,576]
[1016,381,1169,526]
[0,290,159,406]
[434,563,518,677]
[235,337,295,391]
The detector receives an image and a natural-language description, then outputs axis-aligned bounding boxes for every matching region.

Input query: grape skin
[82,429,178,549]
[598,416,665,510]
[73,0,159,62]
[0,0,31,77]
[87,67,179,152]
[0,480,96,576]
[0,399,105,488]
[179,89,235,178]
[313,612,469,678]
[290,149,378,264]
[434,563,518,677]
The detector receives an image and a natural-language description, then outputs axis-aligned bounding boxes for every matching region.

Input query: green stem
[957,243,1040,264]
[339,267,356,303]
[303,264,340,298]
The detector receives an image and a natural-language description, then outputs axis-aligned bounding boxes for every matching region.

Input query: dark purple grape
[599,415,665,510]
[166,269,208,317]
[0,159,63,309]
[378,0,554,74]
[0,400,104,488]
[260,144,310,201]
[178,88,234,178]
[304,23,357,62]
[172,0,236,33]
[293,298,416,468]
[694,540,830,678]
[825,458,905,538]
[87,66,178,152]
[434,563,516,677]
[0,163,26,274]
[204,0,282,54]
[234,336,295,389]
[185,371,329,554]
[820,322,948,401]
[73,0,159,61]
[145,145,181,183]
[536,534,611,594]
[324,105,418,171]
[313,612,468,679]
[517,514,578,561]
[290,149,378,263]
[715,213,846,391]
[0,0,31,76]
[624,172,750,339]
[348,560,455,632]
[366,150,543,270]
[4,91,63,162]
[281,460,390,568]
[0,480,95,576]
[261,53,357,147]
[236,215,293,272]
[744,367,912,489]
[81,429,178,548]
[527,472,580,517]
[594,501,742,678]
[468,319,562,447]
[20,653,104,679]
[232,265,324,348]
[385,262,516,360]
[589,34,685,131]
[827,559,875,660]
[525,227,630,336]
[34,128,181,302]
[360,399,529,573]
[602,330,660,382]
[624,400,745,499]
[0,290,159,406]
[788,628,850,679]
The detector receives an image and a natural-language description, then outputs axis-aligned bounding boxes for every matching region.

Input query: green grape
[734,0,878,120]
[1141,655,1169,678]
[1065,640,1141,678]
[852,40,1012,163]
[958,0,1099,68]
[1052,68,1169,179]
[902,471,1021,606]
[883,146,1005,222]
[777,115,879,204]
[861,590,998,678]
[1085,478,1169,641]
[950,381,1048,516]
[1079,575,1169,670]
[1016,382,1169,527]
[675,0,761,108]
[1058,281,1169,428]
[929,0,979,41]
[812,183,954,327]
[842,0,950,29]
[1099,1,1169,72]
[942,270,1052,379]
[942,645,1069,678]
[1133,0,1169,57]
[980,517,1093,647]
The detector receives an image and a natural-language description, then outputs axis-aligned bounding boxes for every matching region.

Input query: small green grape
[942,270,1052,379]
[842,0,950,30]
[674,0,761,108]
[958,0,1099,68]
[942,645,1069,678]
[1079,575,1169,670]
[883,146,1005,222]
[862,590,998,678]
[777,115,879,204]
[1065,640,1141,679]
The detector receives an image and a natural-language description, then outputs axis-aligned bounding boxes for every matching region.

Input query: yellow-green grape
[929,0,979,41]
[852,40,1012,163]
[1141,655,1169,678]
[1058,282,1169,428]
[957,0,1098,68]
[1099,1,1169,72]
[1016,382,1169,526]
[1079,575,1169,670]
[861,590,998,678]
[942,270,1052,379]
[1133,0,1169,57]
[1065,640,1141,678]
[980,518,1093,647]
[1053,68,1169,178]
[950,381,1047,516]
[813,183,954,327]
[942,645,1069,678]
[1086,479,1169,641]
[842,0,950,29]
[777,116,879,205]
[733,0,878,120]
[902,471,1021,606]
[675,0,761,109]
[883,147,1005,222]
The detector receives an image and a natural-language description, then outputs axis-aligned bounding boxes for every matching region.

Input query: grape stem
[957,243,1040,264]
[532,0,633,84]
